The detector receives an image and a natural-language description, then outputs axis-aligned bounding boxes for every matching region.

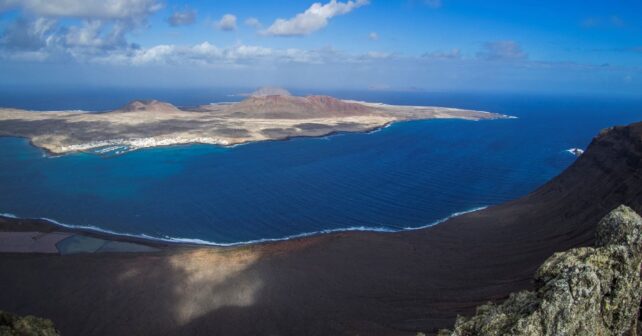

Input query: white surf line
[0,206,489,247]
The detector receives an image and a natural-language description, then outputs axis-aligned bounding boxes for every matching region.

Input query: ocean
[0,89,641,245]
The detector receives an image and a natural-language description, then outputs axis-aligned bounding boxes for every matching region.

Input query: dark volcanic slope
[1,122,642,336]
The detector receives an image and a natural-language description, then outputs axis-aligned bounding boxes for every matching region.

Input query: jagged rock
[437,205,642,336]
[0,310,59,336]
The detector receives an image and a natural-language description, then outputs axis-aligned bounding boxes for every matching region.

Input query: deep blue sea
[0,88,641,245]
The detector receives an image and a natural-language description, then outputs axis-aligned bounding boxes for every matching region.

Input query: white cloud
[0,17,57,51]
[0,19,406,68]
[64,20,133,50]
[124,43,300,66]
[167,9,197,27]
[131,44,174,65]
[264,0,369,36]
[0,0,162,61]
[368,32,379,41]
[93,42,270,66]
[0,0,162,19]
[217,14,237,31]
[77,41,400,67]
[245,17,262,29]
[1,16,141,59]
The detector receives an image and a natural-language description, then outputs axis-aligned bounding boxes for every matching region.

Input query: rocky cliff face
[437,205,642,336]
[0,310,59,336]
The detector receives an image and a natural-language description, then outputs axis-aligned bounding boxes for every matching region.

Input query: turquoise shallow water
[0,92,641,245]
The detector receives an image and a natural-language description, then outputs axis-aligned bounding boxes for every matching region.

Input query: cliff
[0,310,59,336]
[437,205,642,335]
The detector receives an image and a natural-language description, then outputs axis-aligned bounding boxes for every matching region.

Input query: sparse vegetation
[0,311,59,336]
[437,206,642,336]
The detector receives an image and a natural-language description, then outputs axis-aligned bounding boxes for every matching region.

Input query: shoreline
[0,206,488,248]
[0,114,509,250]
[1,123,393,158]
[12,115,514,158]
[1,120,394,158]
[0,116,508,249]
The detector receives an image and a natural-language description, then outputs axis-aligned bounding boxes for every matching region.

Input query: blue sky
[0,0,641,94]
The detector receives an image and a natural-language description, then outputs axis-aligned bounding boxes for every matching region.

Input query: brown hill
[229,94,375,118]
[249,87,292,97]
[116,100,181,113]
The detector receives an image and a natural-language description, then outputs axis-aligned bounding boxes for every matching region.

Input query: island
[0,88,510,155]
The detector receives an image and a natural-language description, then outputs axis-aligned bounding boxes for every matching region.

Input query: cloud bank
[0,0,162,19]
[0,1,637,94]
[0,0,162,61]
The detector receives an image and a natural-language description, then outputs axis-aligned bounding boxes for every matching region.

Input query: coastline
[3,115,511,158]
[0,206,488,248]
[0,115,510,248]
[1,120,394,157]
[0,114,511,250]
[55,120,394,157]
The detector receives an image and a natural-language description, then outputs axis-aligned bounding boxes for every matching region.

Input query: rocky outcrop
[437,205,642,336]
[0,310,59,336]
[116,100,180,113]
[249,87,292,97]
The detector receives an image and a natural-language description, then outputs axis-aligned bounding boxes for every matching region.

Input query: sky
[0,0,641,95]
